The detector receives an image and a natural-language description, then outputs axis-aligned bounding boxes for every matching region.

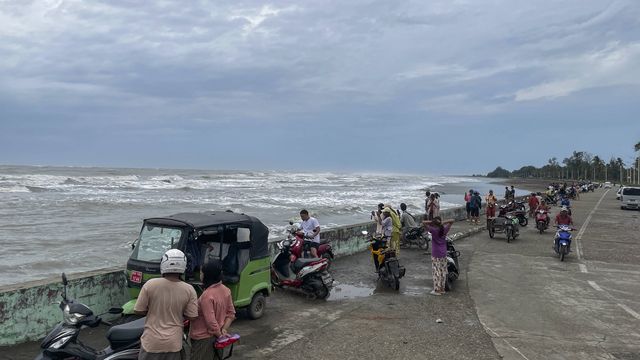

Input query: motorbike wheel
[445,276,453,291]
[315,284,330,300]
[537,222,544,234]
[400,239,410,249]
[418,236,429,250]
[519,217,528,227]
[560,245,567,262]
[506,228,512,243]
[393,276,400,291]
[247,292,266,320]
[488,224,495,238]
[322,253,333,271]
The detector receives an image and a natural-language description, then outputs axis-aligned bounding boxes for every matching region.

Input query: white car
[621,187,640,210]
[604,182,612,189]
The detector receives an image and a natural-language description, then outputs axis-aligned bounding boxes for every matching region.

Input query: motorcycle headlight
[62,304,85,325]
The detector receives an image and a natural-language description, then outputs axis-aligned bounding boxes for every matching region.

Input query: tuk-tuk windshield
[133,226,183,262]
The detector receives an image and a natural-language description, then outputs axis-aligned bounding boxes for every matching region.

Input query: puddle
[328,281,375,301]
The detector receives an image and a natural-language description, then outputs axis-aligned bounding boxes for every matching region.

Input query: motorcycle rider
[400,202,417,239]
[535,200,551,225]
[485,190,498,219]
[372,209,394,272]
[134,249,199,360]
[299,209,321,258]
[554,206,574,252]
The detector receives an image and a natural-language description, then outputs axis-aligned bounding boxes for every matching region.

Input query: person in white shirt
[299,209,321,258]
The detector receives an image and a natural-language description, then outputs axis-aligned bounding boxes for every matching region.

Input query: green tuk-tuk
[123,211,272,319]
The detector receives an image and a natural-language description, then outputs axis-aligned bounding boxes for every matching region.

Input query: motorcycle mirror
[361,230,368,235]
[289,221,294,225]
[107,307,124,314]
[61,273,68,286]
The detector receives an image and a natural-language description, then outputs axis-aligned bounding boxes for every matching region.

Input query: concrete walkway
[5,189,639,359]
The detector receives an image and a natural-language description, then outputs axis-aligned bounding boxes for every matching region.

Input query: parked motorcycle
[444,237,461,291]
[287,221,334,267]
[400,226,429,250]
[535,209,550,234]
[554,225,574,262]
[363,231,406,290]
[271,238,333,299]
[545,193,558,206]
[36,273,141,360]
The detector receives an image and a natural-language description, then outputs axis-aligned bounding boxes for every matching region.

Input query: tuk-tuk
[123,211,272,319]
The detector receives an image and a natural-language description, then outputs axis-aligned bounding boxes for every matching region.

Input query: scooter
[36,273,142,360]
[271,238,333,299]
[287,222,335,267]
[554,225,574,262]
[444,237,461,291]
[400,226,430,250]
[535,209,550,234]
[487,209,520,243]
[363,231,406,290]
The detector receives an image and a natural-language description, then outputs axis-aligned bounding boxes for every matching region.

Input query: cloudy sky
[1,0,639,174]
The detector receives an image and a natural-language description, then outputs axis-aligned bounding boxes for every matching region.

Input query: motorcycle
[554,225,574,261]
[400,226,430,250]
[363,231,406,290]
[444,238,461,291]
[487,209,520,243]
[36,273,142,360]
[535,209,550,234]
[287,221,334,268]
[271,238,333,299]
[544,193,558,206]
[500,203,528,227]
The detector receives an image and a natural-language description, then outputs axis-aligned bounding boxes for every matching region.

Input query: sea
[0,165,530,286]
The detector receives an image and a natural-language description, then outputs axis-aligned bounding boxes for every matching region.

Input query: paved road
[469,189,640,360]
[5,188,639,360]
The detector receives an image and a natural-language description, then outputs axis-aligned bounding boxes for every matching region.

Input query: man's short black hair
[300,209,309,215]
[400,203,407,211]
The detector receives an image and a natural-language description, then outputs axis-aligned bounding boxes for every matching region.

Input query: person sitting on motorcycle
[299,209,321,258]
[372,209,393,272]
[554,206,574,252]
[485,190,498,219]
[555,206,573,226]
[536,200,551,225]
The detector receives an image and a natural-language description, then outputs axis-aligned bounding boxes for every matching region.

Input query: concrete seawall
[0,197,524,346]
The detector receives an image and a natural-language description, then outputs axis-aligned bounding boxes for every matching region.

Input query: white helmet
[160,249,187,275]
[561,206,568,212]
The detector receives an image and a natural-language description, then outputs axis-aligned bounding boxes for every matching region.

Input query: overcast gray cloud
[1,0,639,173]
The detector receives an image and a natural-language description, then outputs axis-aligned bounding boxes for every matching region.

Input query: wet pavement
[5,190,639,359]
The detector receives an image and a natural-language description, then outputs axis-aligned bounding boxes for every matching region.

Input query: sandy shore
[485,177,557,194]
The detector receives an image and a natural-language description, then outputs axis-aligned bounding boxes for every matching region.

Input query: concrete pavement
[5,189,639,359]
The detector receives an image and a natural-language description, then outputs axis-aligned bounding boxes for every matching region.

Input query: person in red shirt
[190,259,236,360]
[555,206,573,226]
[528,193,539,218]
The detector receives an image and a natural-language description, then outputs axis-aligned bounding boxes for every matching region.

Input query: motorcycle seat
[107,316,145,345]
[291,258,322,273]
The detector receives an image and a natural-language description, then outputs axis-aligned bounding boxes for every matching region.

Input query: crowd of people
[132,182,584,359]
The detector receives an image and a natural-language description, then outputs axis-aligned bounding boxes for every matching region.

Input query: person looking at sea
[299,209,321,258]
[423,216,454,296]
[464,190,473,221]
[134,249,198,360]
[400,203,417,241]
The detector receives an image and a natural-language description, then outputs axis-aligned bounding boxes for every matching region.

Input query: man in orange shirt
[135,249,198,360]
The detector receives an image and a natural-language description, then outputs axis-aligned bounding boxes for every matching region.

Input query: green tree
[487,166,511,178]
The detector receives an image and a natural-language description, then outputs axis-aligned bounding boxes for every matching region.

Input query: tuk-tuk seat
[222,241,250,284]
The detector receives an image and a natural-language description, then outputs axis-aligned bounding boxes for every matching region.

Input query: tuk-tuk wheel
[247,292,266,320]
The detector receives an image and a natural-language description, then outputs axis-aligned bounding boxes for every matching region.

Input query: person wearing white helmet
[134,249,199,360]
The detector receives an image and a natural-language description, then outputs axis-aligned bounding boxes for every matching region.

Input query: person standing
[469,191,482,224]
[383,205,402,256]
[433,193,441,218]
[485,190,497,219]
[135,249,199,360]
[371,203,384,235]
[510,185,516,200]
[464,190,473,221]
[424,191,431,218]
[423,217,454,295]
[189,260,236,360]
[299,209,321,258]
[528,192,539,218]
[504,186,510,201]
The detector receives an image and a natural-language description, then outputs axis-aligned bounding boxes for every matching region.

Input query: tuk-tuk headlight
[62,304,85,325]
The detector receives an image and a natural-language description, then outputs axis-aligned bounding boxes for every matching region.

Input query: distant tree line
[487,141,640,185]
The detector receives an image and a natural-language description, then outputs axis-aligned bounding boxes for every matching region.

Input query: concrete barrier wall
[0,197,528,346]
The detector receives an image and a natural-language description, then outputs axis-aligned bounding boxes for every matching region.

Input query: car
[604,181,612,189]
[620,187,640,210]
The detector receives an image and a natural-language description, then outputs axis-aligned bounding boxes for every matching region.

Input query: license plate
[321,274,333,285]
[130,271,142,284]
